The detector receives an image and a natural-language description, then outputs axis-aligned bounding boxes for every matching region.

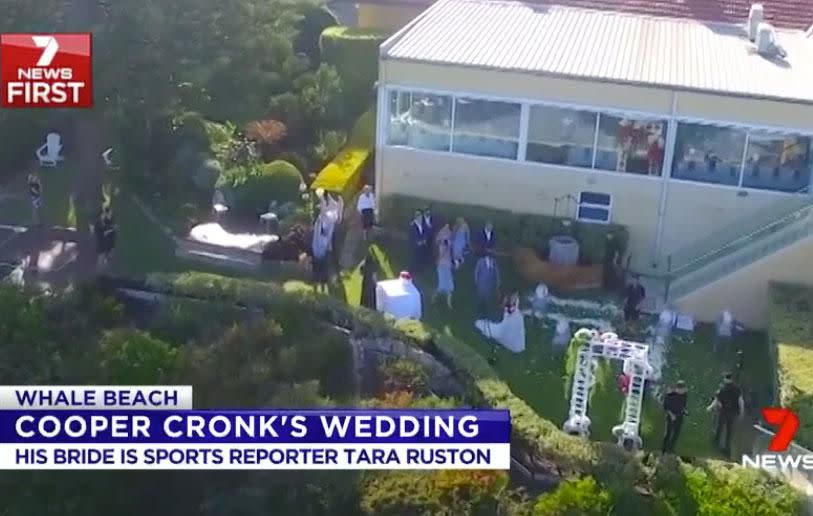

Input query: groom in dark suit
[475,221,497,254]
[409,210,429,272]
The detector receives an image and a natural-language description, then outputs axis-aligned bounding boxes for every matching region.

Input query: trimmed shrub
[144,272,805,516]
[379,358,429,395]
[294,4,340,61]
[534,476,613,515]
[380,194,629,265]
[216,160,305,215]
[193,158,223,191]
[311,109,374,201]
[320,26,388,116]
[769,282,813,448]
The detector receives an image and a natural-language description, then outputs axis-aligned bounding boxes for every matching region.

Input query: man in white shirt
[357,184,376,240]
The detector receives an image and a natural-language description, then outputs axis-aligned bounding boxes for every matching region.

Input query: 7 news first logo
[0,33,92,108]
[742,407,811,470]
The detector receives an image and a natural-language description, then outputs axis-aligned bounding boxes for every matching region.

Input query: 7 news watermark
[0,33,92,108]
[741,408,812,470]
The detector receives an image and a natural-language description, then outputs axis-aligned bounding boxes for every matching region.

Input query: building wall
[378,146,662,270]
[675,236,813,329]
[358,4,421,30]
[375,59,813,272]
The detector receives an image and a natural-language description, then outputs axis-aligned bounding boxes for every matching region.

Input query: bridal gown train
[475,305,526,353]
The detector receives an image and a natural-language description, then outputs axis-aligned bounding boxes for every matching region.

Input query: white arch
[563,329,653,450]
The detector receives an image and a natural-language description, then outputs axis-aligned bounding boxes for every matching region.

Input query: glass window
[526,106,596,167]
[386,90,452,151]
[672,123,747,186]
[407,92,453,151]
[452,97,521,159]
[577,191,611,224]
[387,90,411,145]
[595,115,668,175]
[579,191,611,206]
[741,131,812,193]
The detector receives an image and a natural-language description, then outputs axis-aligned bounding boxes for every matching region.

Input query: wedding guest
[28,170,42,225]
[476,221,496,254]
[311,216,331,293]
[474,252,500,317]
[434,219,452,247]
[93,206,116,268]
[360,250,378,309]
[623,275,647,325]
[422,207,435,241]
[451,217,470,269]
[433,238,454,308]
[409,210,429,271]
[356,185,376,240]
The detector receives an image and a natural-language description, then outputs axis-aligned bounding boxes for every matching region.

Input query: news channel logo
[0,33,93,108]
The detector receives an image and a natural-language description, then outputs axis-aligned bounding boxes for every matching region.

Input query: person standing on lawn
[359,250,378,309]
[93,206,116,268]
[311,215,331,293]
[422,207,435,243]
[474,252,500,317]
[623,275,646,326]
[475,221,497,255]
[28,170,43,225]
[433,226,454,308]
[356,185,375,241]
[451,217,470,269]
[662,380,688,453]
[707,372,744,458]
[409,210,429,272]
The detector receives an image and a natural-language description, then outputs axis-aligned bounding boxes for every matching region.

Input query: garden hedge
[320,26,388,116]
[216,160,305,215]
[380,194,630,266]
[144,272,803,515]
[311,109,375,201]
[768,282,813,449]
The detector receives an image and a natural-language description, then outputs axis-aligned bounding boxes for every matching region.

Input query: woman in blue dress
[433,233,454,308]
[451,217,470,269]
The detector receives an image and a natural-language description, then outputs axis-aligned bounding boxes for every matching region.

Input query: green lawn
[331,238,773,460]
[2,168,774,459]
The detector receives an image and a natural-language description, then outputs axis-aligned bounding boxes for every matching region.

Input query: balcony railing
[663,187,813,300]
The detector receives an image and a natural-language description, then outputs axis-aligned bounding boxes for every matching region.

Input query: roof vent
[756,22,787,58]
[748,4,764,41]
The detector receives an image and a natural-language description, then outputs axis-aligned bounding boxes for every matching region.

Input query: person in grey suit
[474,253,500,318]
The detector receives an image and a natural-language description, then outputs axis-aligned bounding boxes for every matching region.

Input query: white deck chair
[102,147,117,169]
[36,132,64,167]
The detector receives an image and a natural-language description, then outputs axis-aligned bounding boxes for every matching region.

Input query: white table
[376,278,422,320]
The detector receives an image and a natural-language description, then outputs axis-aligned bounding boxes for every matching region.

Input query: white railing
[668,205,813,300]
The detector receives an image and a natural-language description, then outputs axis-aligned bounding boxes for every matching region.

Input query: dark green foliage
[294,3,340,61]
[768,282,813,447]
[320,26,388,118]
[379,358,430,395]
[534,476,613,515]
[0,110,51,181]
[97,329,181,384]
[380,194,629,265]
[216,160,305,215]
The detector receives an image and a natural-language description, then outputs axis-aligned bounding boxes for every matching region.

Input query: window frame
[451,96,522,160]
[576,191,612,225]
[381,85,813,195]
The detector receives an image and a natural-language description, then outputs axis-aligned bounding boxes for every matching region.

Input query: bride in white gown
[475,292,526,353]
